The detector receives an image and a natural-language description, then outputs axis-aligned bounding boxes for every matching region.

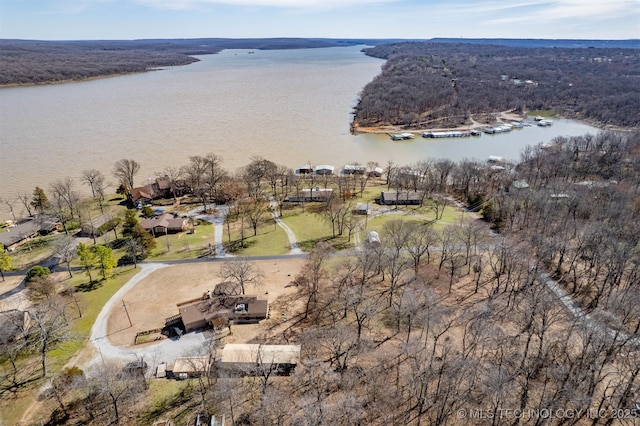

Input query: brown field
[106,258,305,346]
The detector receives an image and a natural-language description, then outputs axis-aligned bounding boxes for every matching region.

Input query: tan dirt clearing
[106,258,305,346]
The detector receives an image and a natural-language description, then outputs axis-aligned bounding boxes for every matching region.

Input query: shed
[355,203,371,215]
[79,214,113,238]
[170,356,210,378]
[295,165,313,175]
[343,164,366,175]
[314,165,335,175]
[287,188,334,202]
[379,191,423,206]
[218,344,301,376]
[367,167,384,178]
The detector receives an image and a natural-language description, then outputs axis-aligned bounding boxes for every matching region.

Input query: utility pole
[122,300,132,327]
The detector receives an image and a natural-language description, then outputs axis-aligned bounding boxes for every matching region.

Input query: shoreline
[351,111,635,135]
[352,111,527,135]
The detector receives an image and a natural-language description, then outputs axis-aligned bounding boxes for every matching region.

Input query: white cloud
[134,0,398,10]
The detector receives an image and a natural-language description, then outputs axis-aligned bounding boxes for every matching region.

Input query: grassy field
[223,218,292,256]
[280,204,353,252]
[0,266,140,425]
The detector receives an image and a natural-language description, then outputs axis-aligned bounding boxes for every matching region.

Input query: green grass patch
[223,219,291,256]
[143,379,191,418]
[9,233,60,270]
[281,205,354,251]
[0,266,139,426]
[72,267,139,337]
[148,222,215,261]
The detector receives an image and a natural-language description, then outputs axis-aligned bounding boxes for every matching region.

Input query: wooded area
[353,42,640,129]
[2,130,639,424]
[0,38,345,85]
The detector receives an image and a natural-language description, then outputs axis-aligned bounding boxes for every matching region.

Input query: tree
[203,153,227,204]
[124,238,143,268]
[16,192,34,217]
[26,275,57,301]
[116,183,129,200]
[87,362,145,424]
[82,169,107,212]
[0,244,12,281]
[81,169,104,198]
[294,242,333,318]
[122,209,139,237]
[49,366,86,420]
[98,217,121,240]
[50,177,79,220]
[130,224,156,257]
[1,197,17,222]
[406,221,438,270]
[77,243,97,284]
[140,205,154,218]
[31,186,49,214]
[112,159,140,193]
[219,257,263,295]
[94,245,117,280]
[26,265,50,282]
[30,297,71,378]
[161,166,183,202]
[240,157,275,201]
[49,178,80,235]
[241,198,270,237]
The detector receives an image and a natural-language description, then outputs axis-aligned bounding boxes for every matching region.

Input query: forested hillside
[0,38,344,85]
[353,42,640,129]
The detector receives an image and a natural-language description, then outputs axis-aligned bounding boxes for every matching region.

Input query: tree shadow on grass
[75,279,105,293]
[297,236,350,252]
[222,239,257,254]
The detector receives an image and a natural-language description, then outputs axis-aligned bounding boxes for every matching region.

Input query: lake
[0,45,600,220]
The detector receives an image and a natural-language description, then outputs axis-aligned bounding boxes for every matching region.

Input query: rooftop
[220,344,301,365]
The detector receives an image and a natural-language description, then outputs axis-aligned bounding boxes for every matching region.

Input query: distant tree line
[0,38,350,86]
[353,42,640,128]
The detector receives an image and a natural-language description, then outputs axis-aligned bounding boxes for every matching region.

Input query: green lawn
[280,205,353,251]
[148,222,215,261]
[9,233,61,270]
[223,215,292,256]
[0,266,139,426]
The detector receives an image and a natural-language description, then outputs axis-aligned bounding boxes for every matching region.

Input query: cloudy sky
[1,0,638,41]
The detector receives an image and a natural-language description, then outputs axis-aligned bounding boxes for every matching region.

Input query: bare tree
[81,169,104,198]
[29,297,71,378]
[1,197,17,222]
[219,257,264,295]
[49,178,80,234]
[161,166,183,202]
[87,362,144,424]
[406,221,438,270]
[112,159,140,192]
[16,192,34,217]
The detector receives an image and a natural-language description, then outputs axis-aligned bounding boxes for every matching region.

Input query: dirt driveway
[106,258,305,347]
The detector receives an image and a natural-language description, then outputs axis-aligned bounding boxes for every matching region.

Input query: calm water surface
[0,45,599,219]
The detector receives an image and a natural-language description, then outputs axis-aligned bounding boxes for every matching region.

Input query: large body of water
[0,45,600,220]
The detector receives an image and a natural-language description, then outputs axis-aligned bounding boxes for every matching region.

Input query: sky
[1,0,639,41]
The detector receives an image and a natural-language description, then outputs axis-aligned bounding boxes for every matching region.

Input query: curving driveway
[83,263,208,371]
